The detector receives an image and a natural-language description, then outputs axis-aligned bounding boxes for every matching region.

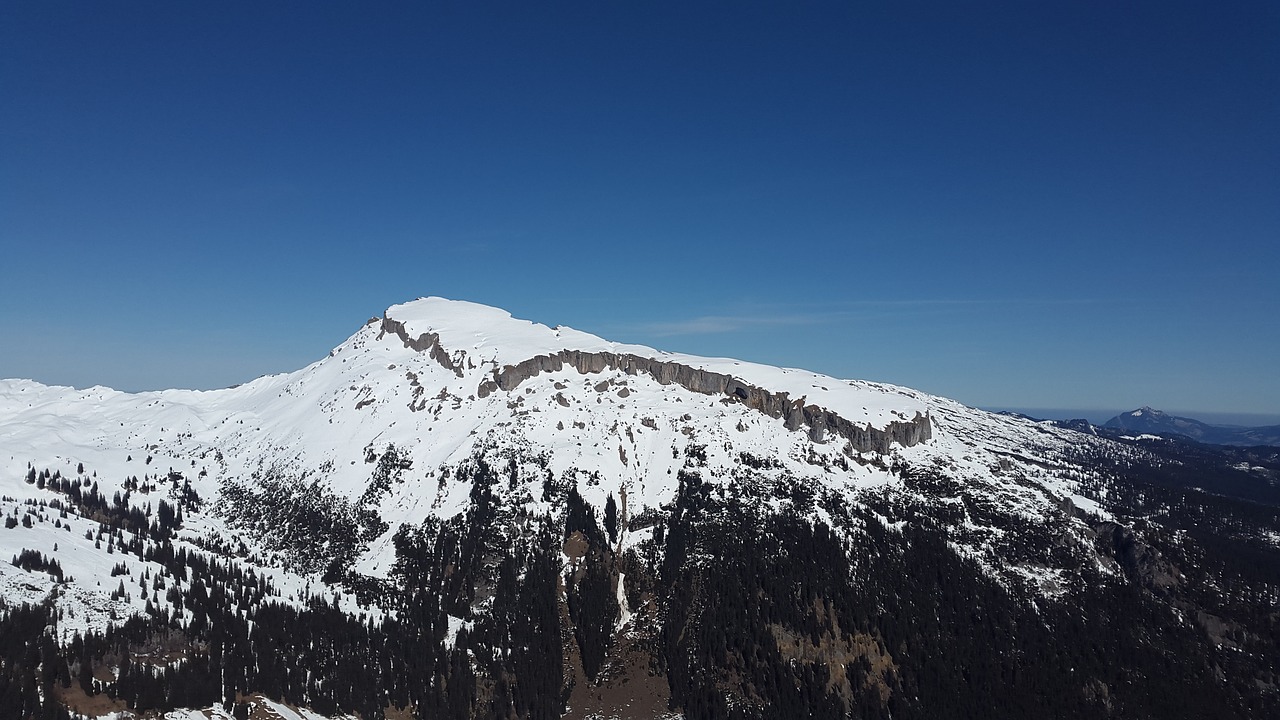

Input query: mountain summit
[1105,407,1208,437]
[1,298,1276,719]
[1104,406,1280,446]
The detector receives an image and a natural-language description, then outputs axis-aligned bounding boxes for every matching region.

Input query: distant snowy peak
[1106,407,1205,437]
[1104,407,1280,446]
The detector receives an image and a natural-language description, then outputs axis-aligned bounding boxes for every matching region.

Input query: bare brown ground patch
[55,683,129,718]
[564,531,589,562]
[382,701,416,720]
[562,573,675,720]
[768,598,897,705]
[562,627,674,720]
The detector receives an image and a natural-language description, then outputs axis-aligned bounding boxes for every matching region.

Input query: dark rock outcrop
[1091,521,1180,591]
[377,316,464,377]
[377,315,930,453]
[490,350,931,454]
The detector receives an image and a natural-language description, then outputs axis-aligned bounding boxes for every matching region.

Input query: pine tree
[604,493,618,545]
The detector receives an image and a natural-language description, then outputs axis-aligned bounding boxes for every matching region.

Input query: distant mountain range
[1103,407,1280,446]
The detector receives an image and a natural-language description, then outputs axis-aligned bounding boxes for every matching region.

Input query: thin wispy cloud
[643,313,829,336]
[637,299,1072,337]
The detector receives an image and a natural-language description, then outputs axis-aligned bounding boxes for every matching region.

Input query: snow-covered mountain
[2,298,931,541]
[1,298,1100,601]
[1105,406,1280,446]
[1,298,1276,720]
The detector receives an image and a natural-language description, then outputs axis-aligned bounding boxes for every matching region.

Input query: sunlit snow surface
[2,297,1121,644]
[102,696,355,719]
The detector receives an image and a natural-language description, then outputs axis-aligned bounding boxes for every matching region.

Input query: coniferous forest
[2,434,1278,719]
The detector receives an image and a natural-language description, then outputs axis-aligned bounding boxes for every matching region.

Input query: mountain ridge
[1,297,1276,719]
[1105,406,1280,446]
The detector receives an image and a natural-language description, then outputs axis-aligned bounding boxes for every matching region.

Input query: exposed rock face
[490,350,931,454]
[378,312,930,453]
[1091,521,1180,591]
[378,316,464,377]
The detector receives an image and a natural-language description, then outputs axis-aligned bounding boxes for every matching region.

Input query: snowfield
[1,297,1122,644]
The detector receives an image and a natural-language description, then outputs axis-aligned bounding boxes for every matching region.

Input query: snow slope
[0,297,1124,635]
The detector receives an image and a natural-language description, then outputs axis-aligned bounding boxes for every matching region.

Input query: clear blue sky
[3,2,1278,422]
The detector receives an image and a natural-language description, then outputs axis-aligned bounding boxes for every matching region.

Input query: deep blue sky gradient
[3,2,1277,421]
